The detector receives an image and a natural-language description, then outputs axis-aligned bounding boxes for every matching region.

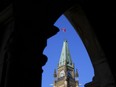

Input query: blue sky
[42,15,94,87]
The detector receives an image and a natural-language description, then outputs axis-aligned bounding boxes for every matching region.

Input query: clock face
[60,70,65,77]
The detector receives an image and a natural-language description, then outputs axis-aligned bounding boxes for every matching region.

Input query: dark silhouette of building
[0,0,116,87]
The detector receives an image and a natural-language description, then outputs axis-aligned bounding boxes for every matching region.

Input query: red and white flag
[61,28,66,32]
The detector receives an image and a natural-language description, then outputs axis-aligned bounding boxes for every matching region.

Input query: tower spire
[54,40,79,87]
[58,40,73,68]
[75,69,79,77]
[54,69,57,78]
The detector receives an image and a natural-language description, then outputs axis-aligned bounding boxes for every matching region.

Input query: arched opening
[64,5,115,87]
[42,14,94,87]
[0,1,115,87]
[42,4,115,87]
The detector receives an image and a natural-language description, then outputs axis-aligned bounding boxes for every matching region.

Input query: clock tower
[54,40,79,87]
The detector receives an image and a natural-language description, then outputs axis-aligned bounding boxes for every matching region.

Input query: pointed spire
[58,40,73,68]
[75,69,79,77]
[54,69,57,78]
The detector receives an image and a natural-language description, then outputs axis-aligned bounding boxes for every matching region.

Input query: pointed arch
[64,4,115,86]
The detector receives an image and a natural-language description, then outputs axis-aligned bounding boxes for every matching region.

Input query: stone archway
[0,1,115,87]
[64,4,115,87]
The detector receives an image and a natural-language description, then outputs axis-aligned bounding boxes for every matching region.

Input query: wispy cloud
[79,83,83,86]
[49,84,53,86]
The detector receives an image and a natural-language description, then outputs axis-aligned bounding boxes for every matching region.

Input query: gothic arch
[50,4,116,87]
[64,5,115,86]
[0,0,116,87]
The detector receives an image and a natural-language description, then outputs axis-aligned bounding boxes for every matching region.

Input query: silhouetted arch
[0,1,116,87]
[50,4,116,87]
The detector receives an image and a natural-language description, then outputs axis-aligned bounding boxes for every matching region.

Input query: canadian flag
[61,28,66,32]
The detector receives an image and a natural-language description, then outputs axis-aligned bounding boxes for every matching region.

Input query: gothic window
[67,70,72,78]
